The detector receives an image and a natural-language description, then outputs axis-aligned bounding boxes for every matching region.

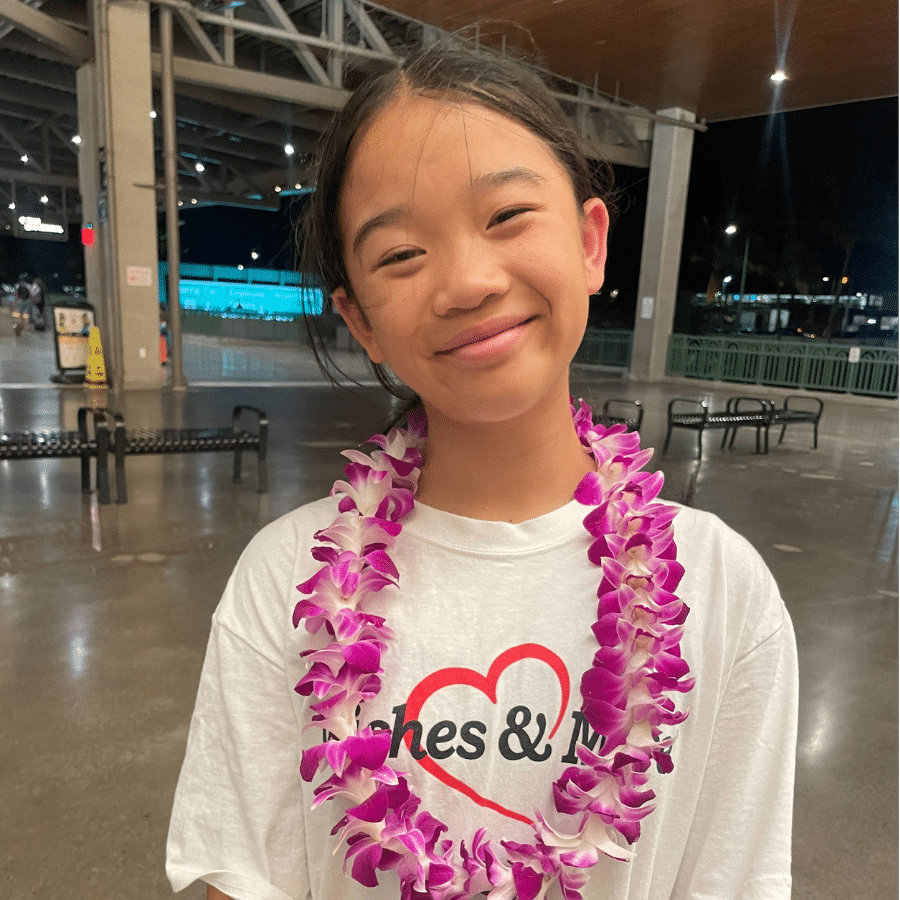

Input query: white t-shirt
[167,497,797,900]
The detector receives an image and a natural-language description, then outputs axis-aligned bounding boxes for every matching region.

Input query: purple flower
[291,404,693,898]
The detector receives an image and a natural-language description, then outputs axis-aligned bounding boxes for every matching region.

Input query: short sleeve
[672,525,798,899]
[166,525,311,900]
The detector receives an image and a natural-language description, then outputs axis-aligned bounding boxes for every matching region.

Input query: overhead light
[284,143,295,156]
[250,251,259,260]
[8,202,14,210]
[178,200,183,207]
[195,161,205,173]
[822,277,829,282]
[150,110,157,119]
[725,224,737,235]
[72,135,82,145]
[40,195,49,204]
[20,154,28,163]
[294,183,301,189]
[723,275,733,285]
[274,186,282,193]
[191,198,197,204]
[770,70,787,83]
[237,264,244,270]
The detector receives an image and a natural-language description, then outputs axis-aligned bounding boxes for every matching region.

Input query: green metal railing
[573,328,633,368]
[667,335,898,398]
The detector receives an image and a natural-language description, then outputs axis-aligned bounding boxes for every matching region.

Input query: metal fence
[667,335,898,398]
[573,328,633,368]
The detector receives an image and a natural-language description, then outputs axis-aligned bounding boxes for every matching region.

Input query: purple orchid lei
[293,399,694,900]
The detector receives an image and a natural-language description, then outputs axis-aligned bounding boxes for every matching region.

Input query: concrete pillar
[89,0,160,389]
[75,62,111,355]
[629,107,695,382]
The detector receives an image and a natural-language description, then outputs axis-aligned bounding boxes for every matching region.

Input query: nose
[431,235,511,317]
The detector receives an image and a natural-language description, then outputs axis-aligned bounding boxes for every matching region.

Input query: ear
[331,287,387,364]
[581,198,610,294]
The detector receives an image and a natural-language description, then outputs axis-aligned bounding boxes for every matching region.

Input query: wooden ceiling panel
[380,0,898,120]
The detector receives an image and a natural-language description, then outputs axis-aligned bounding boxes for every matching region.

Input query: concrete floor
[1,321,897,899]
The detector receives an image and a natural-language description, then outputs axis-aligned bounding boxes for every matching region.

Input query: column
[629,107,695,382]
[89,0,160,389]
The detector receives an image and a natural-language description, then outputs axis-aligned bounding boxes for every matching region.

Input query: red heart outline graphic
[404,643,570,824]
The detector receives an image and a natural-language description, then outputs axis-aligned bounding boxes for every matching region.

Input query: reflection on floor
[1,324,897,899]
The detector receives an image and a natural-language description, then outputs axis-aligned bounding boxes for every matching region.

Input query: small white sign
[126,265,152,287]
[640,296,654,320]
[848,347,861,363]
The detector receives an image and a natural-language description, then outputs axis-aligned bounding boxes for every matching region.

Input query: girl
[167,37,797,900]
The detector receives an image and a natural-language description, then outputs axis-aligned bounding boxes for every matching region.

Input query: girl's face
[333,92,609,427]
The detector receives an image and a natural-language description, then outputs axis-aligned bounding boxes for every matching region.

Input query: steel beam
[0,0,92,63]
[150,52,349,109]
[0,165,77,187]
[255,0,331,86]
[174,7,224,65]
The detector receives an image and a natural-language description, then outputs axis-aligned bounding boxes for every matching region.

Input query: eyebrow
[350,167,547,256]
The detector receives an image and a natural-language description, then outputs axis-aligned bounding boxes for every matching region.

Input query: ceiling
[377,0,899,122]
[0,0,895,228]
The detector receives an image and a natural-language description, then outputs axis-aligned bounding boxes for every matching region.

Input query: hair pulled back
[298,33,613,410]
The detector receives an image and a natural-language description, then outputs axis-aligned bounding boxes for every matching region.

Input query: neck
[414,393,593,524]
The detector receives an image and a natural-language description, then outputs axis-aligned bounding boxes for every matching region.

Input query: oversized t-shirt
[167,497,797,900]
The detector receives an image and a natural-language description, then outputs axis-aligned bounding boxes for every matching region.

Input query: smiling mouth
[437,316,537,354]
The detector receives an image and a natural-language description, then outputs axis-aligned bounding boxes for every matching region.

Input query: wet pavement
[1,321,897,899]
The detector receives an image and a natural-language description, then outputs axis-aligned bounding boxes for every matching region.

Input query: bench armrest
[727,396,775,418]
[667,397,709,422]
[232,405,268,434]
[783,395,823,417]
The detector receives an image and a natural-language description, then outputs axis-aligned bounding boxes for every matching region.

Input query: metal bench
[0,407,119,504]
[599,398,643,433]
[770,395,824,449]
[102,405,268,504]
[663,397,773,459]
[721,395,824,452]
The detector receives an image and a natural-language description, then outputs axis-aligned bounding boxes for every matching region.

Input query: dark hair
[297,34,614,415]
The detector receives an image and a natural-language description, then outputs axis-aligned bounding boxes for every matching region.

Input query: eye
[377,247,423,268]
[489,206,531,227]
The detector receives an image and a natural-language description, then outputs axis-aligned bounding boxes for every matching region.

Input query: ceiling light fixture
[72,135,82,145]
[195,161,205,173]
[284,143,295,156]
[770,70,787,82]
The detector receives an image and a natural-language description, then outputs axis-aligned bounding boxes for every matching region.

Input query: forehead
[340,93,568,221]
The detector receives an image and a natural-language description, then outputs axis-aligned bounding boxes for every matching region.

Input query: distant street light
[250,251,259,260]
[724,225,750,321]
[770,70,788,83]
[722,275,733,285]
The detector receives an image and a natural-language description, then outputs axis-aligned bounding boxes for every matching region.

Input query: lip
[437,315,535,354]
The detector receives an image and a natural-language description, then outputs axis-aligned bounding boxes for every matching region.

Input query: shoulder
[213,495,340,645]
[669,503,788,660]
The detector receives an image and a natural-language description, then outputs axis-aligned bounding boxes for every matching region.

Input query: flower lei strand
[293,400,694,900]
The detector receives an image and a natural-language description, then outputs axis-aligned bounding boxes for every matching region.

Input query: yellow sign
[85,326,107,386]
